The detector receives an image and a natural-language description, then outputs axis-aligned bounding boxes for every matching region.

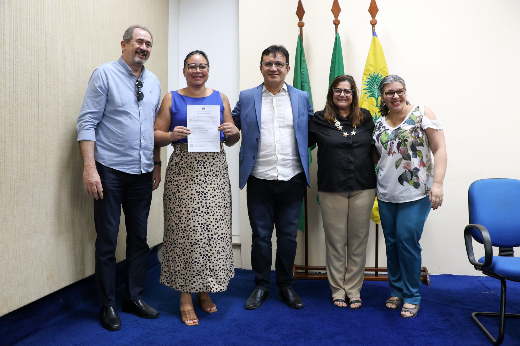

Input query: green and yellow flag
[293,34,313,232]
[360,31,388,123]
[329,32,345,86]
[360,30,388,224]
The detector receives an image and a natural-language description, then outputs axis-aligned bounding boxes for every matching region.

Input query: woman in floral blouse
[373,75,447,318]
[309,75,376,309]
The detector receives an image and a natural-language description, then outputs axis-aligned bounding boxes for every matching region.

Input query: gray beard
[133,55,148,65]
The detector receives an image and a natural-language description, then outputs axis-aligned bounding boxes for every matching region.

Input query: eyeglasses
[384,89,406,97]
[136,80,144,102]
[332,88,353,96]
[186,63,209,71]
[261,61,289,69]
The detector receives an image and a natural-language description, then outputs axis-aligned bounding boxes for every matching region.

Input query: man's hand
[152,165,161,190]
[83,166,103,200]
[79,141,103,200]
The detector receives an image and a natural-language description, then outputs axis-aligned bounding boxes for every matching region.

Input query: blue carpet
[4,258,520,346]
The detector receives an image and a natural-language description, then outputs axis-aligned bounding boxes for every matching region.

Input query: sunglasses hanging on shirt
[136,80,144,102]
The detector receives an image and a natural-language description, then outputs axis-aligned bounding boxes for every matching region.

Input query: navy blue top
[170,90,225,144]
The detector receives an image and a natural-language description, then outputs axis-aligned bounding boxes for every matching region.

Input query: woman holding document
[154,50,240,326]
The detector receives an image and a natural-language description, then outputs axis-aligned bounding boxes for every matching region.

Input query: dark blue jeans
[94,162,153,307]
[246,173,305,289]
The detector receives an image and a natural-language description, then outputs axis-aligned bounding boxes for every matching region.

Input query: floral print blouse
[373,105,443,203]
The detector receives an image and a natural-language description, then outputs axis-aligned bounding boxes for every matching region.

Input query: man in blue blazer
[232,45,313,310]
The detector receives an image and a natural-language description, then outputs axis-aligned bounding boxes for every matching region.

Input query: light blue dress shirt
[77,56,161,174]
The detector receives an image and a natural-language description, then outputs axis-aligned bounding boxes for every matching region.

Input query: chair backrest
[468,178,520,247]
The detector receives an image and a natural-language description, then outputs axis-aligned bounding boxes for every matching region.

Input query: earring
[381,102,386,107]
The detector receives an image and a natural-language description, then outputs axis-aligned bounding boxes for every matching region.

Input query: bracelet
[154,161,161,167]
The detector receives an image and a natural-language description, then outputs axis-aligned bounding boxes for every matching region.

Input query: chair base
[472,311,520,345]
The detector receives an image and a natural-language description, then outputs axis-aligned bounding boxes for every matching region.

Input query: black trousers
[246,173,305,289]
[94,162,153,307]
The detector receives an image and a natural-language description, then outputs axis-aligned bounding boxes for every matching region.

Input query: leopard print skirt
[160,144,234,293]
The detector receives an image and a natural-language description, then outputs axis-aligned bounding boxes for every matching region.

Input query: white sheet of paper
[186,105,220,152]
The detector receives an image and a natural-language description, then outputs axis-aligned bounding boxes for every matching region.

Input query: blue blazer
[232,83,314,189]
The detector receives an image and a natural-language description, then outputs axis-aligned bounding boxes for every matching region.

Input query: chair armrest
[464,224,493,268]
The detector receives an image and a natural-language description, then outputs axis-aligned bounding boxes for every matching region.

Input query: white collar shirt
[251,84,303,181]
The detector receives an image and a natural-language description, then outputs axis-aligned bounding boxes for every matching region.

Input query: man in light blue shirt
[76,25,161,331]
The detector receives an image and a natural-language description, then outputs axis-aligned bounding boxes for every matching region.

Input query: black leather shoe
[100,306,121,331]
[245,287,269,310]
[279,287,304,309]
[122,299,159,319]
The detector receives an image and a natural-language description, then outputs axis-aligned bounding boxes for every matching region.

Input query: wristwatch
[154,161,161,167]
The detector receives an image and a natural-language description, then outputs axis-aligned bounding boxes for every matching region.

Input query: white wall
[168,0,240,239]
[168,0,180,96]
[237,0,520,276]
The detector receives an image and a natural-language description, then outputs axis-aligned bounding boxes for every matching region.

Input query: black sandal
[348,299,362,309]
[386,297,403,310]
[332,298,347,308]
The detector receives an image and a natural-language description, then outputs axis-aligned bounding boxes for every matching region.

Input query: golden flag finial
[296,0,306,38]
[331,0,341,34]
[368,0,379,32]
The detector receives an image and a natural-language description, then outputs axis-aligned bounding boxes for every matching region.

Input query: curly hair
[378,75,409,117]
[324,75,364,127]
[183,50,210,68]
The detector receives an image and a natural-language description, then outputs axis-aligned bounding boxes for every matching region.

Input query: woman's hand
[218,122,238,138]
[429,183,443,210]
[171,126,191,141]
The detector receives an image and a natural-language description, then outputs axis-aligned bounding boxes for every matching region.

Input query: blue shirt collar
[118,56,147,79]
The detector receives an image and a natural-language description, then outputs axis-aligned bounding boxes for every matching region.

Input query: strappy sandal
[386,297,403,309]
[180,309,199,326]
[332,298,347,308]
[196,293,217,313]
[348,298,362,309]
[401,304,420,318]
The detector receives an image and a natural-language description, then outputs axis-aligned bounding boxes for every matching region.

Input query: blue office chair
[464,178,520,345]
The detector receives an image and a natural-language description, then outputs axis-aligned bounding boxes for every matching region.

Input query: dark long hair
[324,75,364,126]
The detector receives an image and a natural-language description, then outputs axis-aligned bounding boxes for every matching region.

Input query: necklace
[334,119,356,137]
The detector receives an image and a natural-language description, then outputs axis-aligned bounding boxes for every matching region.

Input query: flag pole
[368,0,380,278]
[296,0,309,276]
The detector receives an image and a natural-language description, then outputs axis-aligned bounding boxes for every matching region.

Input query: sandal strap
[386,297,403,309]
[181,309,198,321]
[401,304,419,312]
